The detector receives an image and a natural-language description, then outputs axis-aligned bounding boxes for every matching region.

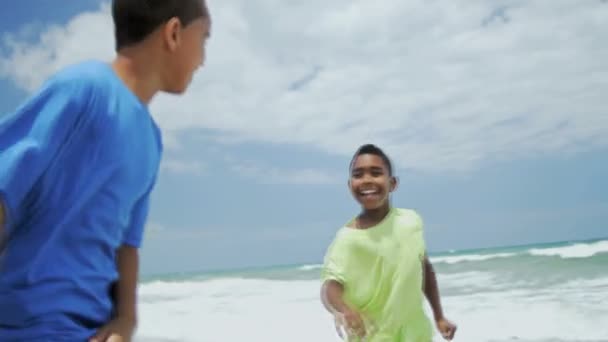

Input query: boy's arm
[423,254,445,321]
[112,186,153,321]
[91,191,153,342]
[321,279,368,339]
[321,280,350,314]
[320,242,349,315]
[90,246,139,342]
[0,78,87,233]
[423,254,457,340]
[114,245,139,322]
[416,213,446,321]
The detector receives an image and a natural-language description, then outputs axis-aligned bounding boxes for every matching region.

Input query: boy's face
[349,154,397,211]
[162,16,211,94]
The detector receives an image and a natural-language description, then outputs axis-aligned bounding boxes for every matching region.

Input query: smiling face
[349,153,397,211]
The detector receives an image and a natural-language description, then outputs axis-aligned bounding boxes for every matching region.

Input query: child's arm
[90,184,154,342]
[321,279,349,314]
[89,245,138,342]
[321,280,366,338]
[114,245,139,323]
[0,77,89,237]
[423,255,457,340]
[423,255,445,320]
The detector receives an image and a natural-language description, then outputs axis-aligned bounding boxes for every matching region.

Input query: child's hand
[334,307,367,339]
[435,317,457,340]
[89,316,136,342]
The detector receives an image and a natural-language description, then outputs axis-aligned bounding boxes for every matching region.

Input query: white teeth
[361,189,377,195]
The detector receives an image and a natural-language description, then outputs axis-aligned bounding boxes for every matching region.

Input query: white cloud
[230,159,337,185]
[0,3,114,90]
[160,158,206,175]
[145,222,166,234]
[1,0,607,172]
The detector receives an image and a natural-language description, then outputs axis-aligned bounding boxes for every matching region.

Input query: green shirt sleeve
[321,234,348,284]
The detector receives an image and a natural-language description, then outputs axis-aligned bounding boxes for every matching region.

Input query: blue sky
[1,0,607,275]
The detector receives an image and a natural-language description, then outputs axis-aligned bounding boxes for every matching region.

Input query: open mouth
[359,189,380,197]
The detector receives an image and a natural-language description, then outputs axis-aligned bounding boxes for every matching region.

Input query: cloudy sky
[1,0,607,275]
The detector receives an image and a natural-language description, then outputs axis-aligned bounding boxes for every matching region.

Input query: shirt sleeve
[321,237,348,284]
[121,117,162,248]
[122,181,155,248]
[413,211,427,253]
[0,78,87,230]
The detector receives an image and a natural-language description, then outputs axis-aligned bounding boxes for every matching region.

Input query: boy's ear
[390,176,398,192]
[163,17,183,51]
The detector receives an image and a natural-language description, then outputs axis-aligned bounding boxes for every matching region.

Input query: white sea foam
[297,264,322,271]
[430,252,516,264]
[528,240,608,258]
[136,278,338,342]
[134,275,608,341]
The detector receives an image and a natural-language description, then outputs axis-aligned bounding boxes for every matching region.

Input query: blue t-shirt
[0,60,162,340]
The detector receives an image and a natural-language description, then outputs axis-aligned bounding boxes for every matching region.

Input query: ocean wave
[528,240,608,258]
[431,252,516,264]
[298,264,322,271]
[430,239,608,265]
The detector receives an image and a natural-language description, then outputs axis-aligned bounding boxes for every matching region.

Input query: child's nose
[362,173,374,182]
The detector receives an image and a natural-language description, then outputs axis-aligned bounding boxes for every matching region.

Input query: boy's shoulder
[45,60,113,93]
[393,207,422,219]
[392,207,424,230]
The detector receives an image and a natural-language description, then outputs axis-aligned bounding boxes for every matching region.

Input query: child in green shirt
[321,144,457,341]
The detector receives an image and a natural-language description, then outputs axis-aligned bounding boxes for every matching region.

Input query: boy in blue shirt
[0,0,211,340]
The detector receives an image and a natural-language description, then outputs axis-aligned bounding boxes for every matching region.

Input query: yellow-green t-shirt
[322,208,433,342]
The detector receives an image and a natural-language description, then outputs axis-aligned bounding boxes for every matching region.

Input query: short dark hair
[350,144,394,176]
[112,0,209,50]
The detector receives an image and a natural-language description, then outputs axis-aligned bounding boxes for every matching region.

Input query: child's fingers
[353,325,366,338]
[106,334,125,342]
[334,321,345,338]
[89,327,110,342]
[335,325,344,339]
[441,324,456,340]
[448,324,457,339]
[347,317,366,338]
[333,314,345,339]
